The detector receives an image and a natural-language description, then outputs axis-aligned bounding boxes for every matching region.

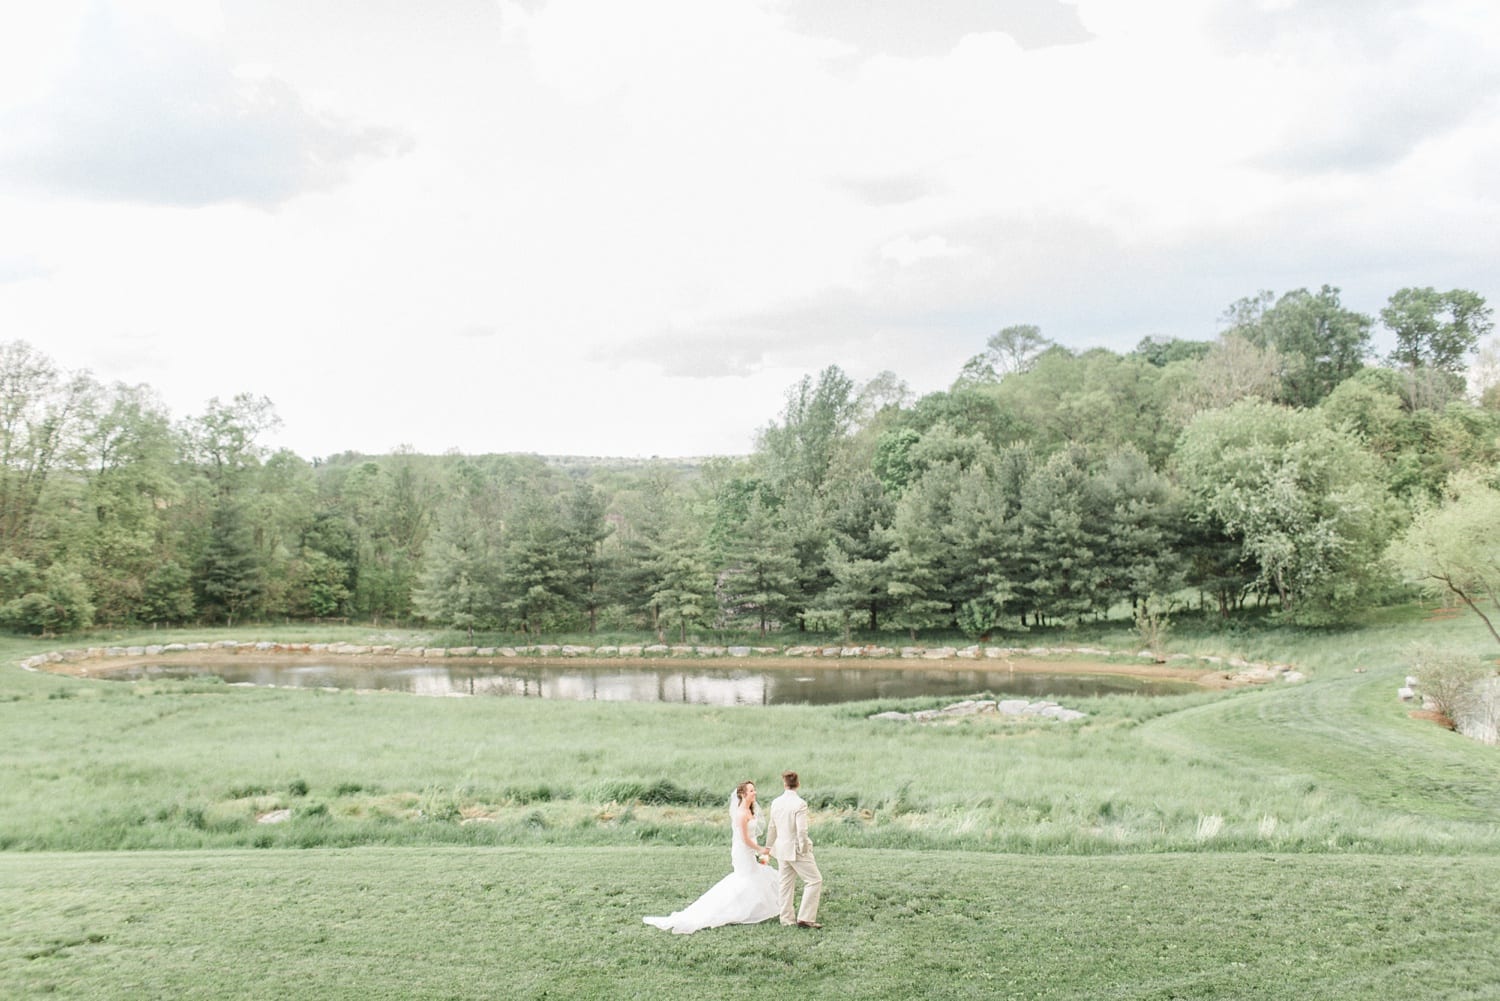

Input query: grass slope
[2,611,1497,999]
[4,659,1496,853]
[4,847,1498,1001]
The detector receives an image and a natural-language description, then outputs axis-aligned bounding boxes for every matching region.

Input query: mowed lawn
[4,847,1498,1000]
[3,614,1499,1000]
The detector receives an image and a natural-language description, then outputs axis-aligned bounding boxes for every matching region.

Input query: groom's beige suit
[765,787,822,925]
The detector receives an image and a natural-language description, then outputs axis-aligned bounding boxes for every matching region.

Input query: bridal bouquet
[757,853,771,866]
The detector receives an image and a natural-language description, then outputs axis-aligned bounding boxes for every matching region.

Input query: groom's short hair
[782,771,799,789]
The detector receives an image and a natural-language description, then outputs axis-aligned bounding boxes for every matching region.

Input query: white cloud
[0,0,1496,458]
[0,4,406,206]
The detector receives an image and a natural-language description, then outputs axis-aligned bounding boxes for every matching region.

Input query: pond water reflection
[104,660,1196,705]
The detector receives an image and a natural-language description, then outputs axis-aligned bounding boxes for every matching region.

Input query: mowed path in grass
[1142,669,1500,824]
[4,847,1497,1001]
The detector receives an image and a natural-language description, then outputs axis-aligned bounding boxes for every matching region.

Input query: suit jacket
[766,789,813,863]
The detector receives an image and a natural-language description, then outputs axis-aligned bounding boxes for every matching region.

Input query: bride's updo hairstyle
[734,780,757,814]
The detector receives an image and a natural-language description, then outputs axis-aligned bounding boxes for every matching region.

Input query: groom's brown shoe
[797,920,822,929]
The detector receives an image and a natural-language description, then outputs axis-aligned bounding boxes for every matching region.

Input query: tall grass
[4,608,1499,855]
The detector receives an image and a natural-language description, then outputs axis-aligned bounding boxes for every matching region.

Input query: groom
[765,770,823,929]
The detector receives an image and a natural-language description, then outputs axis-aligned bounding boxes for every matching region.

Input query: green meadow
[3,609,1498,999]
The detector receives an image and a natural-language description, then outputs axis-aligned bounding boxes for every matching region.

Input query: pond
[99,659,1198,705]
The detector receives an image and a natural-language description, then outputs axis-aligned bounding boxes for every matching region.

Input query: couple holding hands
[643,771,824,935]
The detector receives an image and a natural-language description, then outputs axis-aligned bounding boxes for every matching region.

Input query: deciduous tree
[1175,400,1398,622]
[1387,468,1500,645]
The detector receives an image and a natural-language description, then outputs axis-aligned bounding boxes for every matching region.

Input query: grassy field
[2,608,1498,998]
[4,849,1498,1000]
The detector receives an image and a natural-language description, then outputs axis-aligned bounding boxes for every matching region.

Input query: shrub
[591,779,717,807]
[1411,646,1491,728]
[228,784,269,799]
[502,784,558,805]
[0,563,95,634]
[1133,593,1172,662]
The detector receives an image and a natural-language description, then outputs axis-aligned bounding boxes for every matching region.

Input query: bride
[643,779,780,934]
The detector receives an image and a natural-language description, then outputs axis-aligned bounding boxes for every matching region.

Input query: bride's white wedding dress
[643,799,780,935]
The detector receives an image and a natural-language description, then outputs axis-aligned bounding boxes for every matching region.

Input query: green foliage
[412,461,508,635]
[1132,334,1213,367]
[1383,286,1493,374]
[140,560,195,625]
[1387,467,1500,644]
[1175,400,1401,623]
[1322,371,1500,502]
[1224,285,1373,407]
[985,347,1179,463]
[0,341,97,557]
[1408,645,1492,727]
[1133,592,1172,660]
[646,526,717,643]
[955,322,1053,384]
[195,500,262,626]
[561,481,614,633]
[721,494,799,636]
[955,598,999,641]
[0,561,95,634]
[883,462,961,638]
[756,364,857,494]
[0,289,1494,644]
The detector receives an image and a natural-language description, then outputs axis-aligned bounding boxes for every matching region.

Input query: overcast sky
[2,0,1497,459]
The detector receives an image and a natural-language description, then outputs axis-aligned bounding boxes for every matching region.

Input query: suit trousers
[777,855,823,924]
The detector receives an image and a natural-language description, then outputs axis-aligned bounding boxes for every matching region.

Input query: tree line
[4,283,1497,638]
